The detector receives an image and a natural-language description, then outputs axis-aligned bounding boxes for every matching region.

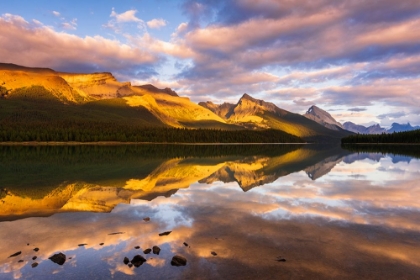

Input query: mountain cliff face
[199,94,353,140]
[304,105,344,131]
[388,123,420,133]
[0,63,232,130]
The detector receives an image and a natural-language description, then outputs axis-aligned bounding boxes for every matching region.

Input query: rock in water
[134,246,140,249]
[99,243,104,246]
[211,251,217,256]
[131,255,146,267]
[34,248,39,252]
[143,248,151,254]
[32,256,37,260]
[123,257,129,265]
[152,246,161,255]
[183,242,189,247]
[8,251,21,258]
[158,231,172,236]
[49,253,66,265]
[171,255,187,266]
[31,262,38,268]
[143,217,150,222]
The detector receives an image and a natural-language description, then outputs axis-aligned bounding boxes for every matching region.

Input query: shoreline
[0,141,309,146]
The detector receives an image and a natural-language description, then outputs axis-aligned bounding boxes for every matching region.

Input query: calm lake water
[0,144,420,279]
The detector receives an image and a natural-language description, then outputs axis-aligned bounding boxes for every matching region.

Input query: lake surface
[1,144,420,279]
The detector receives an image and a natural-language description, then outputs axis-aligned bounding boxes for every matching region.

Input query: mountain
[343,122,387,134]
[343,122,419,134]
[1,63,352,142]
[0,63,237,130]
[200,94,353,141]
[388,122,420,133]
[303,105,344,131]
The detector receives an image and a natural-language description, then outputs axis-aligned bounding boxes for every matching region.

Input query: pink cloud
[0,14,158,73]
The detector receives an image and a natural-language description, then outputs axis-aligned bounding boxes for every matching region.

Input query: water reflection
[1,145,420,279]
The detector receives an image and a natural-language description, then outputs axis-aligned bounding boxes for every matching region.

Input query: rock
[32,256,37,260]
[131,255,146,267]
[134,246,140,249]
[183,242,188,247]
[171,255,187,266]
[211,251,217,256]
[123,257,129,265]
[276,257,286,262]
[99,243,104,246]
[69,257,72,260]
[143,248,151,254]
[128,263,133,268]
[34,248,39,252]
[27,243,30,246]
[49,253,66,265]
[159,231,172,236]
[152,246,161,255]
[8,251,21,258]
[78,244,87,247]
[31,262,38,268]
[143,217,150,222]
[18,260,24,263]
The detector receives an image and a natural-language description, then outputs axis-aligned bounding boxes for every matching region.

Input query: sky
[0,0,419,127]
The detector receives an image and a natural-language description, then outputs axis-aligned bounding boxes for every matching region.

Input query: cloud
[61,18,77,30]
[110,8,141,23]
[377,112,407,120]
[147,18,167,29]
[349,108,367,112]
[52,11,60,17]
[0,14,159,79]
[105,8,146,33]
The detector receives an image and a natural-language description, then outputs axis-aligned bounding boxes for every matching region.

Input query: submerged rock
[131,255,146,267]
[8,251,21,258]
[49,253,66,265]
[183,242,189,247]
[159,231,172,236]
[108,232,125,235]
[99,243,104,246]
[134,246,140,249]
[123,257,129,265]
[31,262,38,268]
[171,255,187,266]
[78,244,87,247]
[211,251,217,256]
[18,260,24,263]
[276,257,286,262]
[143,248,151,254]
[32,256,37,260]
[34,248,39,252]
[152,246,161,255]
[128,263,133,268]
[143,217,150,222]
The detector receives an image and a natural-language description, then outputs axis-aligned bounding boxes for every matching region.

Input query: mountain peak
[304,105,343,131]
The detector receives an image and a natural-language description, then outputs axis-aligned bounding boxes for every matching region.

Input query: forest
[341,130,420,144]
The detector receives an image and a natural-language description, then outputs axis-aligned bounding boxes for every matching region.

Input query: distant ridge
[304,105,344,131]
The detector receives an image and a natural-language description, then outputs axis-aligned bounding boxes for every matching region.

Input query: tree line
[341,130,420,144]
[0,121,304,143]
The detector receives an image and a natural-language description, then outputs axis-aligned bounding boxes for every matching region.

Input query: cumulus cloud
[0,14,159,78]
[147,18,167,29]
[52,11,60,17]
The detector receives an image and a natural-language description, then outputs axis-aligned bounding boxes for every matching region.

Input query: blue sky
[1,0,420,127]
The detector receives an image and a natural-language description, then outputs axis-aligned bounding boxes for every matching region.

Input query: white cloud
[110,8,141,23]
[147,18,167,29]
[52,11,60,17]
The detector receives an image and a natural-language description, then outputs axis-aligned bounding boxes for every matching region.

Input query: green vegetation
[341,130,420,144]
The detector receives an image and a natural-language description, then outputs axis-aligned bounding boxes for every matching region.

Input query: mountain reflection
[1,145,420,279]
[2,144,418,220]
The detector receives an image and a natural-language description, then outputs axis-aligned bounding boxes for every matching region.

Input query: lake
[1,144,419,279]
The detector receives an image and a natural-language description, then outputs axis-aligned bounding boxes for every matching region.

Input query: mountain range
[0,63,417,142]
